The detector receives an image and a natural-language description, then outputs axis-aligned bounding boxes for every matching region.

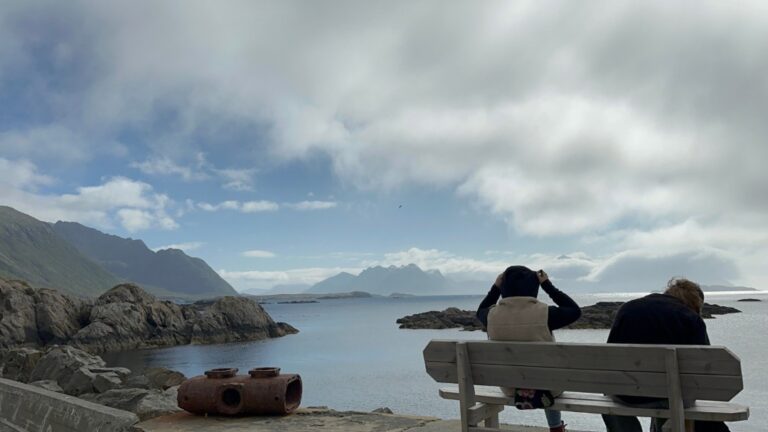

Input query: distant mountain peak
[306,263,452,296]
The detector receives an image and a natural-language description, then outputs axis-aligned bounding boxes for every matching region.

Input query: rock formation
[0,345,183,421]
[396,307,484,331]
[396,302,741,331]
[0,278,298,353]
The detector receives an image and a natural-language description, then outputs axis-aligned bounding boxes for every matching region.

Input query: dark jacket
[607,293,710,405]
[476,280,582,332]
[607,293,709,346]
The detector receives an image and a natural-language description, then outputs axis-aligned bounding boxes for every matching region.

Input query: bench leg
[484,413,499,428]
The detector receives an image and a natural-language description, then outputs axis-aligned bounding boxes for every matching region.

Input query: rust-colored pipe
[177,367,302,416]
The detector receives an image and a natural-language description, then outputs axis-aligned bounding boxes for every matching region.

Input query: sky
[1,1,767,293]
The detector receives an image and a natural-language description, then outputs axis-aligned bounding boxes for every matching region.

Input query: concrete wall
[0,378,139,432]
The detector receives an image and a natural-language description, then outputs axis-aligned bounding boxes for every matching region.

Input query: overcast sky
[1,1,767,292]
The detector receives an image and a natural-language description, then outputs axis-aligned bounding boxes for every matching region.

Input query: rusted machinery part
[205,368,238,379]
[178,368,302,416]
[249,367,280,378]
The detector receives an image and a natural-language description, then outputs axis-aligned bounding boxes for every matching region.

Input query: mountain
[306,264,455,295]
[244,283,312,296]
[308,272,357,293]
[52,221,238,298]
[0,206,120,296]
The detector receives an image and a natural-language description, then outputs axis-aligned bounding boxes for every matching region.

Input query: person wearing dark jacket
[476,265,581,432]
[602,278,729,432]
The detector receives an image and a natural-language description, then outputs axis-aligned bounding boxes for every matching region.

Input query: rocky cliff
[0,278,297,353]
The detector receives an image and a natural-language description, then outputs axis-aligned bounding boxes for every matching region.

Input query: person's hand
[494,272,504,288]
[537,270,549,284]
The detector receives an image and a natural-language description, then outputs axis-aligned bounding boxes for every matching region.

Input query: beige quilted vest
[487,297,553,342]
[487,297,559,397]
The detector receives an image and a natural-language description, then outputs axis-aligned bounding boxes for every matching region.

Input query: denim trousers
[544,409,563,428]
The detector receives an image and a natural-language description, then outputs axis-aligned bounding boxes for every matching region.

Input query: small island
[396,302,741,331]
[738,298,762,302]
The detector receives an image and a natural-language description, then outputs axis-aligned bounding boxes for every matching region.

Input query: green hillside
[0,206,119,296]
[53,221,238,298]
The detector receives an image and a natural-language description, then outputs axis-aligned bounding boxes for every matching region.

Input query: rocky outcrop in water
[396,302,741,331]
[0,345,183,420]
[396,308,483,331]
[0,278,298,353]
[737,298,762,302]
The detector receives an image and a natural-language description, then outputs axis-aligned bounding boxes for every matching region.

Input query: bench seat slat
[438,387,750,422]
[424,341,742,376]
[426,361,742,401]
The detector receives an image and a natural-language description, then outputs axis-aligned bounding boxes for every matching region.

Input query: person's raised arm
[476,273,502,328]
[537,270,581,331]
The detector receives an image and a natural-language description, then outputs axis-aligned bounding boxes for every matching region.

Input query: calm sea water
[103,292,767,431]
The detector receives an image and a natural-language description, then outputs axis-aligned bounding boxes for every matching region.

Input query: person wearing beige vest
[476,266,581,432]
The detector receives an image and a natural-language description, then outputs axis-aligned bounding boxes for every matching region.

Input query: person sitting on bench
[476,265,582,432]
[602,278,729,432]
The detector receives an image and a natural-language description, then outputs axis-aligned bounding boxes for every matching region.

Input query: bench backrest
[423,340,743,401]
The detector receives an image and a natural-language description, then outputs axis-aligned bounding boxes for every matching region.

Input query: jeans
[545,409,563,428]
[602,397,669,432]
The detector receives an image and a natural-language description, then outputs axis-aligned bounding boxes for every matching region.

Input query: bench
[423,340,749,432]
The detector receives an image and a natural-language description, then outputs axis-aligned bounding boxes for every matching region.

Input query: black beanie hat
[499,265,540,298]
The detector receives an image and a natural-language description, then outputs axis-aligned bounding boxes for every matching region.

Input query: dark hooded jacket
[476,266,581,331]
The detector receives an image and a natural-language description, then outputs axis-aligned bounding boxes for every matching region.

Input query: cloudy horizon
[1,1,767,292]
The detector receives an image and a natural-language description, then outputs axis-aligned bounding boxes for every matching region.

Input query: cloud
[0,158,53,190]
[284,200,337,211]
[131,156,210,181]
[242,249,276,258]
[2,1,768,286]
[0,158,177,232]
[584,249,740,292]
[197,201,242,212]
[152,242,204,252]
[194,200,334,213]
[132,153,257,190]
[242,200,279,213]
[3,0,758,240]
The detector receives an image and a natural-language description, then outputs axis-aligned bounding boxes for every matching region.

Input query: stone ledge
[134,409,591,432]
[0,377,139,432]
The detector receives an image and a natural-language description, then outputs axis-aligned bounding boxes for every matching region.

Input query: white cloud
[152,242,204,252]
[3,1,768,286]
[284,200,337,211]
[0,158,178,232]
[195,200,325,213]
[132,153,257,190]
[0,158,53,190]
[242,249,276,258]
[197,201,242,212]
[131,156,210,181]
[242,200,279,213]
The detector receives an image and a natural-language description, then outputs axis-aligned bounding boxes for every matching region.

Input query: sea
[103,291,767,432]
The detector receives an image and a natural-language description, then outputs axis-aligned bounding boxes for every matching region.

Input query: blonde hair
[664,278,704,314]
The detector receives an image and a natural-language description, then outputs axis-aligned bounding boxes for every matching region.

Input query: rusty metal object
[177,367,302,416]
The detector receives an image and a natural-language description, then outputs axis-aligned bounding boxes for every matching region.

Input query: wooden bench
[423,340,749,432]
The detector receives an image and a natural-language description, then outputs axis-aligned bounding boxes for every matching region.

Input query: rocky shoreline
[0,278,298,353]
[0,345,185,420]
[396,302,741,331]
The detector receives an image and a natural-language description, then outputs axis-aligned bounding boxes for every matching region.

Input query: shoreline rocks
[1,278,298,353]
[0,345,184,421]
[396,302,741,331]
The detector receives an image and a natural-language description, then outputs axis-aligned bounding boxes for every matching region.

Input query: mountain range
[306,263,469,296]
[0,206,236,298]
